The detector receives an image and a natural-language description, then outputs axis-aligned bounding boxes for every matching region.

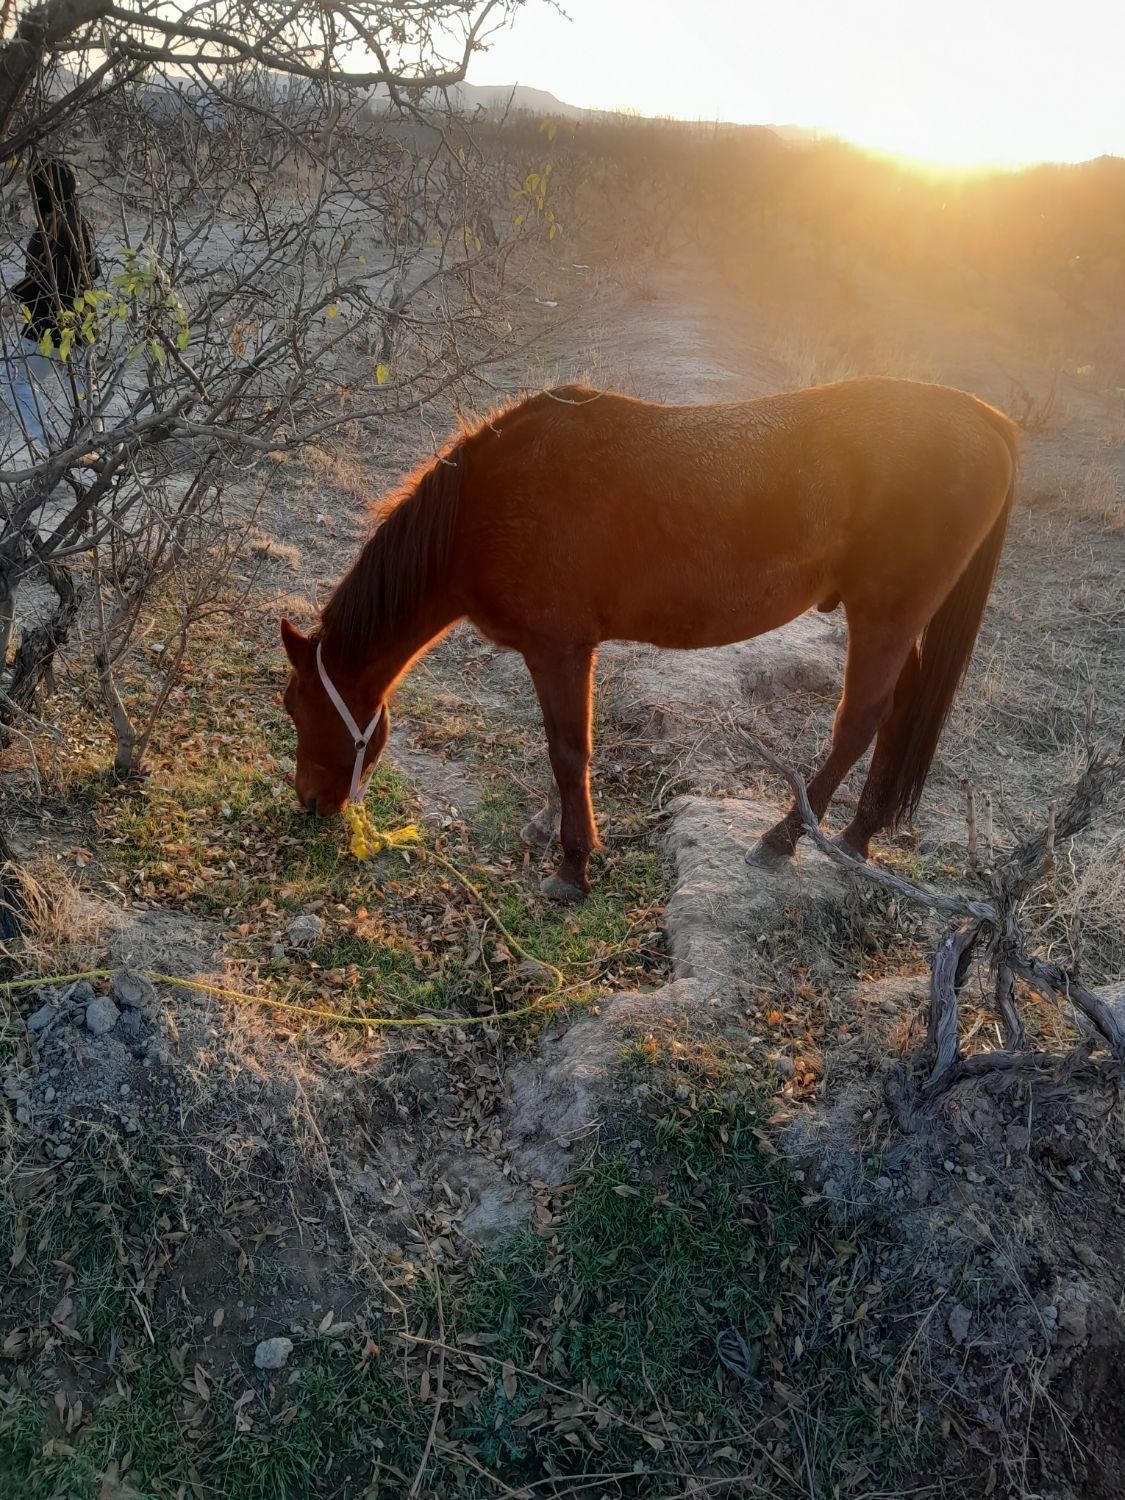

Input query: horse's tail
[887,412,1017,825]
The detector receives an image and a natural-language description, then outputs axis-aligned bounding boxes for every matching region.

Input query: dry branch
[739,723,1125,1120]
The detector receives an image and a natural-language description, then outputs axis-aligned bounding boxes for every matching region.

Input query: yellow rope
[0,967,560,1028]
[0,824,570,1030]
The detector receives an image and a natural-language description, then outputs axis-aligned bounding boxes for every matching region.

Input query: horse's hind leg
[754,618,914,860]
[837,644,922,860]
[524,644,598,901]
[520,779,561,849]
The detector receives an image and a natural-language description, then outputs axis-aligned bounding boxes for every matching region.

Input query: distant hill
[445,82,587,120]
[366,81,828,143]
[365,80,584,119]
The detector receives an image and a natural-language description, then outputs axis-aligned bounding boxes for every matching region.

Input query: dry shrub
[0,860,101,974]
[775,321,937,391]
[1075,464,1125,532]
[1022,827,1125,989]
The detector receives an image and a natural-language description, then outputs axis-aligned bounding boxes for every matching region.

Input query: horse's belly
[598,563,822,650]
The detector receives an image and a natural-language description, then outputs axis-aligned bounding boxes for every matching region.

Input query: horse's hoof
[539,872,587,903]
[746,838,792,869]
[830,833,869,864]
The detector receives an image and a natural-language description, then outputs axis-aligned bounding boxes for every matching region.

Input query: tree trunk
[0,561,78,742]
[0,824,21,942]
[0,0,112,141]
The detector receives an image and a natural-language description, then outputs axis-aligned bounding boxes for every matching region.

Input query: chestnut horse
[281,378,1016,900]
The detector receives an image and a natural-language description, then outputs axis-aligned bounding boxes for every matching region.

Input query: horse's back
[455,377,1015,649]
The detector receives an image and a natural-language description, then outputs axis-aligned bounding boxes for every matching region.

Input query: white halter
[316,641,383,802]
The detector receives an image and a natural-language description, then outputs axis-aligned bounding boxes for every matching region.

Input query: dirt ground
[3,232,1125,1498]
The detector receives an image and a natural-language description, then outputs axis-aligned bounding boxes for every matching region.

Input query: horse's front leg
[524,644,597,901]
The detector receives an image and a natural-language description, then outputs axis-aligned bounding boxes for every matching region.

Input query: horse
[281,377,1016,901]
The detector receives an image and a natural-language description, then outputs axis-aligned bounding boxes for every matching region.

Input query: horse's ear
[280,617,311,669]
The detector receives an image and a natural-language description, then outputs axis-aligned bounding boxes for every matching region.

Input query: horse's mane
[319,386,599,662]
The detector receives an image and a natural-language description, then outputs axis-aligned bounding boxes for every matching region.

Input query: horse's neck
[348,596,457,699]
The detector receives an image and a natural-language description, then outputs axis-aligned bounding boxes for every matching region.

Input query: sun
[468,0,1125,170]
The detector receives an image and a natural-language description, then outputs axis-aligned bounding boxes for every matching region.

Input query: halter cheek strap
[316,641,383,802]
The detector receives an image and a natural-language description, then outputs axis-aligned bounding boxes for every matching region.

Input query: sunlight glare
[470,0,1125,168]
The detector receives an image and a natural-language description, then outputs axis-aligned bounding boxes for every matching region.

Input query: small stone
[773,1055,795,1079]
[948,1303,972,1344]
[111,970,157,1012]
[966,1168,985,1185]
[874,1176,894,1192]
[66,980,96,1007]
[1065,1164,1082,1185]
[26,1003,58,1034]
[123,1118,140,1135]
[254,1337,294,1370]
[54,1142,72,1160]
[44,1086,55,1103]
[943,1159,956,1173]
[270,944,286,960]
[287,913,324,947]
[880,997,899,1015]
[118,1009,146,1044]
[84,997,121,1037]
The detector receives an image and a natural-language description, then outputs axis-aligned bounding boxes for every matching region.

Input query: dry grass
[1072,462,1125,532]
[775,323,937,390]
[0,859,104,975]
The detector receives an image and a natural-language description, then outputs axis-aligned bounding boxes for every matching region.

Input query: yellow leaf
[375,363,390,386]
[327,304,338,319]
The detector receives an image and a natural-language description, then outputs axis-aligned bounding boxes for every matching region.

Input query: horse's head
[280,618,390,816]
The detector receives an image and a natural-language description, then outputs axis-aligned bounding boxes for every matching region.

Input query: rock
[287,913,324,947]
[84,997,121,1037]
[948,1303,973,1344]
[118,1008,146,1045]
[254,1336,294,1370]
[26,1003,58,1034]
[54,1142,72,1160]
[66,981,96,1007]
[111,970,157,1012]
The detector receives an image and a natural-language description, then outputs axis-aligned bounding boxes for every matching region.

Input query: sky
[466,0,1125,168]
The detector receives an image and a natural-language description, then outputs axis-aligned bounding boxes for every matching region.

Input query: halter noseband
[316,641,383,802]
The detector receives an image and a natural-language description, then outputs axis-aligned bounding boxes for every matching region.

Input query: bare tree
[0,0,527,935]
